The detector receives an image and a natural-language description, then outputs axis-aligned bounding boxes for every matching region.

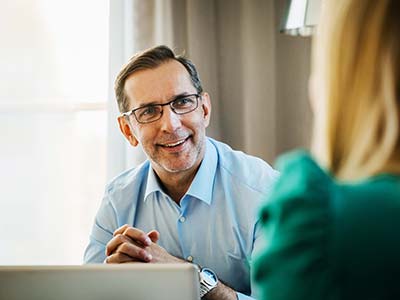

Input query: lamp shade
[281,0,321,36]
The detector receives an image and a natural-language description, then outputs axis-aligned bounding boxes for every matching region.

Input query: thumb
[147,230,160,243]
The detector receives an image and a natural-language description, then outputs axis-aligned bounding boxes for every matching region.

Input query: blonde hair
[311,0,400,181]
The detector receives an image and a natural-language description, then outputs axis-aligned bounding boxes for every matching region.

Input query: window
[0,0,109,264]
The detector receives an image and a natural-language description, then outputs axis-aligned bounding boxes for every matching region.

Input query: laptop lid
[0,263,200,300]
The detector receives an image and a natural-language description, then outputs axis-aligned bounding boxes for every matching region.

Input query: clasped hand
[104,224,181,264]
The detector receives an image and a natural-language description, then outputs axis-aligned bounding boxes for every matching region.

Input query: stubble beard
[151,135,205,174]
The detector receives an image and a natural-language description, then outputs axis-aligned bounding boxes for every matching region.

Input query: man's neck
[154,165,200,205]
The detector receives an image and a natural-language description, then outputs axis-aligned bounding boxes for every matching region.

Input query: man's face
[121,60,211,177]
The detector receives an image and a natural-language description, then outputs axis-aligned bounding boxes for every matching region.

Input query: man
[84,45,278,300]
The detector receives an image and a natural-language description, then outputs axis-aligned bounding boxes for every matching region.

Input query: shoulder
[208,137,279,196]
[104,160,150,200]
[259,150,333,226]
[253,151,335,299]
[254,152,400,299]
[330,174,400,231]
[341,174,400,200]
[334,174,400,257]
[269,150,332,204]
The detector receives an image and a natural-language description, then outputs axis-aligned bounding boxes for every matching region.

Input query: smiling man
[84,45,278,300]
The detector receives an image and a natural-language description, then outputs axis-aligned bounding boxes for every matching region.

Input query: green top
[253,151,400,300]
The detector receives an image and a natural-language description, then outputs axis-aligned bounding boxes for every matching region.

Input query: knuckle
[124,227,141,236]
[115,234,126,244]
[119,243,129,254]
[123,227,133,236]
[138,248,148,259]
[105,255,113,264]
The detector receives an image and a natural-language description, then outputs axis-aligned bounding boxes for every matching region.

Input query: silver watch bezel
[199,267,218,298]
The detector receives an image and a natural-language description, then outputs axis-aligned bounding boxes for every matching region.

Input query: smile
[161,138,188,148]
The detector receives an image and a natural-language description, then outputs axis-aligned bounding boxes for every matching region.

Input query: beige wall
[205,0,313,163]
[274,0,313,157]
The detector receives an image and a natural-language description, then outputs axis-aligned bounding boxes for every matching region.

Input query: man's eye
[174,97,194,107]
[140,106,158,116]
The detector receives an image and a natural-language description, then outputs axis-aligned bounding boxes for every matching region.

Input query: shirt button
[187,255,193,262]
[179,216,186,223]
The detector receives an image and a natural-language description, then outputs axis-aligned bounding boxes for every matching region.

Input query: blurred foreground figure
[253,0,400,299]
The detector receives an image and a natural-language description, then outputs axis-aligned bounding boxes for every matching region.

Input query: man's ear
[201,92,211,127]
[117,116,139,147]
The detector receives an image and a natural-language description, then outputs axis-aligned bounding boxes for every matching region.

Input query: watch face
[202,268,218,285]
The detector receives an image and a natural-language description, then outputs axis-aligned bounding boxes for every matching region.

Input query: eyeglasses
[122,93,202,124]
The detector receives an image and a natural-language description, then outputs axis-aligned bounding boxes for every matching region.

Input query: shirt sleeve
[252,151,336,300]
[237,291,256,300]
[83,191,118,263]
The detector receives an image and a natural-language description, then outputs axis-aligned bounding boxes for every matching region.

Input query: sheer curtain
[107,0,312,178]
[0,0,109,264]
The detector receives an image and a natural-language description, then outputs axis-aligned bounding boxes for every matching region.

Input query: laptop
[0,263,200,300]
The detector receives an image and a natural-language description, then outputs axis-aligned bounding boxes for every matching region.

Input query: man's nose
[159,107,182,132]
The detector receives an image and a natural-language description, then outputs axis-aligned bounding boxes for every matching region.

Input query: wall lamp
[281,0,321,36]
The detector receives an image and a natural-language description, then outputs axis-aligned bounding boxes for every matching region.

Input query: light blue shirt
[84,137,278,300]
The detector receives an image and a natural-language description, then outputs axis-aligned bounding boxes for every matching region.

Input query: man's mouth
[159,137,189,148]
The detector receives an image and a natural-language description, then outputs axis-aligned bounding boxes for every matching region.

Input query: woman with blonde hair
[253,0,400,299]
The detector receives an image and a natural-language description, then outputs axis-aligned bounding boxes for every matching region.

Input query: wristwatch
[198,267,218,298]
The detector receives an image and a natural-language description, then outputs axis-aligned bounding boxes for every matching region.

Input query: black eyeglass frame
[122,93,202,124]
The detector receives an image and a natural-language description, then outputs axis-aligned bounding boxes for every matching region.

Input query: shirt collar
[144,165,163,201]
[143,138,217,205]
[185,138,217,205]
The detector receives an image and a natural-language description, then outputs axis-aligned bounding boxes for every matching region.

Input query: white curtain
[0,0,109,264]
[107,0,312,180]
